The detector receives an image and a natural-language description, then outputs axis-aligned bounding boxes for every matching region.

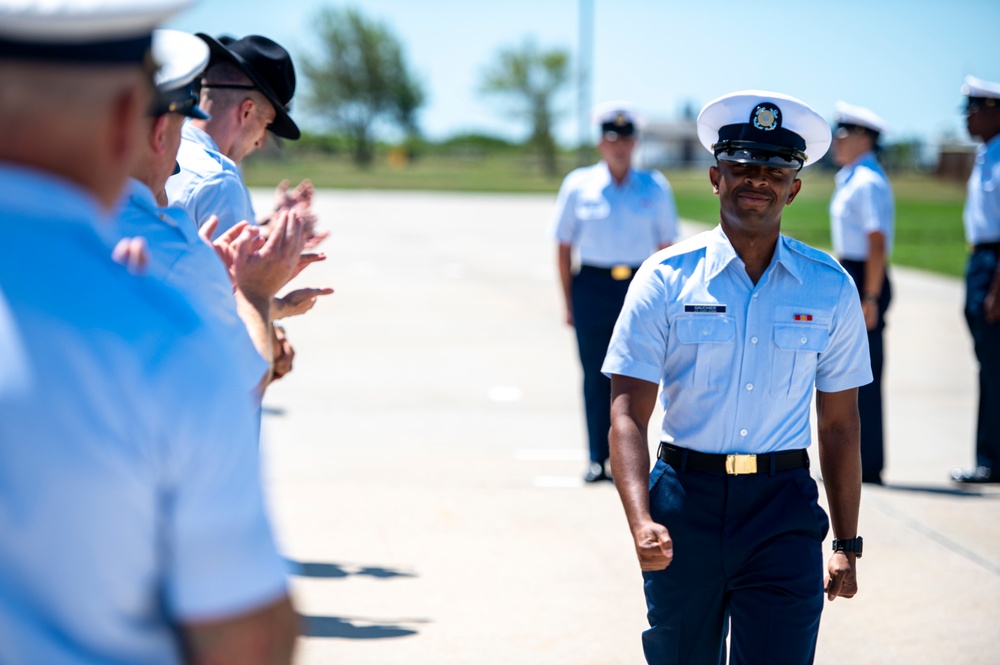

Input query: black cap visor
[713,140,805,169]
[151,83,209,120]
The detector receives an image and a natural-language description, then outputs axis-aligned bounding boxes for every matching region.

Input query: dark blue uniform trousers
[965,246,1000,469]
[840,259,891,481]
[571,266,634,465]
[642,460,830,665]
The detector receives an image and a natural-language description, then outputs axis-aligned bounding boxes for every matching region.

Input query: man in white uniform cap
[952,75,1000,484]
[552,101,679,482]
[0,2,297,663]
[829,101,895,485]
[604,90,870,664]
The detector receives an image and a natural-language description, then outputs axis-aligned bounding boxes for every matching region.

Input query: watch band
[832,536,863,558]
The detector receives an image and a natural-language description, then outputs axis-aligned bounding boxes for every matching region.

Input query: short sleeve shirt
[0,167,287,665]
[603,226,872,454]
[551,162,680,267]
[116,179,268,393]
[829,151,895,260]
[963,135,1000,245]
[165,122,257,240]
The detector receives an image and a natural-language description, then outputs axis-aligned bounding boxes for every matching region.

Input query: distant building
[636,118,714,170]
[937,142,976,183]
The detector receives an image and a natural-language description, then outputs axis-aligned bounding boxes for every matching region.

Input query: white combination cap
[150,29,209,119]
[697,90,831,169]
[962,75,1000,101]
[0,0,195,64]
[834,101,887,135]
[591,100,642,138]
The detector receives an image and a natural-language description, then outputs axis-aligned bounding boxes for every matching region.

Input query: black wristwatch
[832,536,863,558]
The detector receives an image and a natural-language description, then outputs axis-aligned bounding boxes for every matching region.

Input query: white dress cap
[152,29,208,92]
[591,100,644,130]
[697,90,831,168]
[834,101,887,134]
[962,75,1000,100]
[0,0,194,49]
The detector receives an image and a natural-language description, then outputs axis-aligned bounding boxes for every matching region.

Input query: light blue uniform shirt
[116,179,268,393]
[963,135,1000,245]
[551,162,679,267]
[166,122,257,240]
[829,150,895,260]
[603,226,872,454]
[0,166,287,665]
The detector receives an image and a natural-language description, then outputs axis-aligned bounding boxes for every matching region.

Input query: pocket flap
[675,316,736,344]
[773,323,830,352]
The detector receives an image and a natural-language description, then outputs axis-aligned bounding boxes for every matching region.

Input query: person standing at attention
[552,102,679,483]
[952,76,1000,484]
[605,90,870,664]
[829,101,894,485]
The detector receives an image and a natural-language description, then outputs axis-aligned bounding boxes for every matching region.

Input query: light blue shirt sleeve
[602,258,670,384]
[184,170,257,240]
[650,170,680,246]
[815,275,874,393]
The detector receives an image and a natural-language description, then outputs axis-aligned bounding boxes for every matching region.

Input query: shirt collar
[182,121,220,153]
[703,225,803,285]
[0,162,109,232]
[123,178,200,244]
[598,161,633,188]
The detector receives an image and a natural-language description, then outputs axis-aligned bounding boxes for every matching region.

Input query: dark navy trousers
[571,266,634,465]
[840,259,892,481]
[965,246,1000,469]
[642,460,829,665]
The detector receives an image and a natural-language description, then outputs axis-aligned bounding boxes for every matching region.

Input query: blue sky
[168,0,1000,147]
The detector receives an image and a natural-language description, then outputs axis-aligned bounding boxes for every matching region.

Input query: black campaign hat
[196,33,300,140]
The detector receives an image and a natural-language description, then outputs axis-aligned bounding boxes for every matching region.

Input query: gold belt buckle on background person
[610,265,632,281]
[726,454,757,475]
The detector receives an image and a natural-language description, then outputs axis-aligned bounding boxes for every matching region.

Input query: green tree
[479,39,570,176]
[302,7,425,165]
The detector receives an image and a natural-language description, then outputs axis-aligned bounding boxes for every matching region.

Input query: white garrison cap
[834,101,887,134]
[697,90,831,168]
[962,75,1000,101]
[592,100,643,137]
[0,0,195,63]
[150,29,209,118]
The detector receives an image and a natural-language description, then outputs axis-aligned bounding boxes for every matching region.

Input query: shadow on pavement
[286,559,418,580]
[879,483,1000,498]
[301,614,427,639]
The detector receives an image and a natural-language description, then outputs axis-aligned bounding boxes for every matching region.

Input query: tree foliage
[479,39,570,176]
[302,7,424,165]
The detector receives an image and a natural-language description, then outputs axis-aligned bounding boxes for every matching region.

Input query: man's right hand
[632,520,673,571]
[231,210,307,302]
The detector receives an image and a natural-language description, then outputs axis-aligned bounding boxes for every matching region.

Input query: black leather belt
[658,443,809,476]
[578,264,641,281]
[973,242,1000,254]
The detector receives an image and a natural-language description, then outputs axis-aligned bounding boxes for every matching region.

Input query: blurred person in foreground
[829,101,894,485]
[0,1,297,663]
[952,75,1000,484]
[552,102,679,483]
[605,90,870,664]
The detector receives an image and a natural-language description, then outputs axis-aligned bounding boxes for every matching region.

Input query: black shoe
[584,462,608,483]
[862,473,883,485]
[950,466,998,483]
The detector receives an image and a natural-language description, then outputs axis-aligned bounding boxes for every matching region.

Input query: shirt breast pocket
[574,195,610,221]
[770,324,830,397]
[674,316,736,392]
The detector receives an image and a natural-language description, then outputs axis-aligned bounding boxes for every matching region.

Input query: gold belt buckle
[726,454,758,475]
[610,265,632,281]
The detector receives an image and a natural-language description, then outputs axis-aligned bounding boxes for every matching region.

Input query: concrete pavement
[255,189,1000,665]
